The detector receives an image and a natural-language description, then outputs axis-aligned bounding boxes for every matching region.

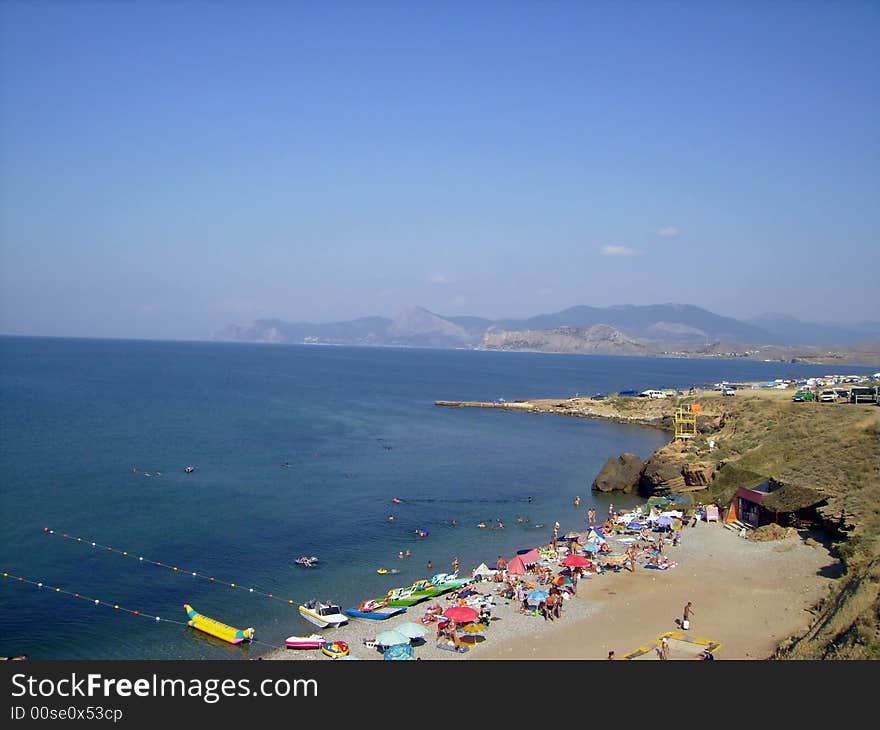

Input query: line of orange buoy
[0,570,283,651]
[41,527,298,608]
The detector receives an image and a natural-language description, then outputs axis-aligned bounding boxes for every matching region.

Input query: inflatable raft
[184,604,255,644]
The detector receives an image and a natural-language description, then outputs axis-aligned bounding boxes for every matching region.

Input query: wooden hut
[733,479,826,528]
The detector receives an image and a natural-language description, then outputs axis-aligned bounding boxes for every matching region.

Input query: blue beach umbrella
[395,622,429,639]
[375,629,409,646]
[581,542,599,553]
[527,590,549,605]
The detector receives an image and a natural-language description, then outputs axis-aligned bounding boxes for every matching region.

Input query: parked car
[618,389,638,397]
[640,390,667,399]
[722,388,736,396]
[834,389,850,400]
[591,393,607,401]
[819,390,837,402]
[792,391,815,402]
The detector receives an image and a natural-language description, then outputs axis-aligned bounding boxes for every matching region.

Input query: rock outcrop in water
[591,453,644,493]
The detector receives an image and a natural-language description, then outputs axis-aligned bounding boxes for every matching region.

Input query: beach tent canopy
[516,549,542,565]
[586,528,605,542]
[507,556,527,575]
[472,563,494,577]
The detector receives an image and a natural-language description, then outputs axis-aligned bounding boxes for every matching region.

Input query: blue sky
[1,0,877,339]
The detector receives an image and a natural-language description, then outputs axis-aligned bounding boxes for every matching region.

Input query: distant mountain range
[215,304,880,357]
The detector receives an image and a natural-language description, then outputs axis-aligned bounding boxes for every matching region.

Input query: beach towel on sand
[436,642,469,653]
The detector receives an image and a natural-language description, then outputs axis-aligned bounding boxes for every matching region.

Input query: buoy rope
[1,569,188,626]
[41,527,297,608]
[0,570,283,651]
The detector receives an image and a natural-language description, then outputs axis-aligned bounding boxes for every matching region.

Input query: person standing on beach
[658,636,670,660]
[683,601,694,628]
[552,521,560,550]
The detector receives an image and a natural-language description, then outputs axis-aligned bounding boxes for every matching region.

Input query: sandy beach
[264,519,837,661]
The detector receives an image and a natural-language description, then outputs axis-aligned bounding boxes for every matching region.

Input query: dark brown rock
[639,455,686,496]
[591,453,644,493]
[682,462,716,487]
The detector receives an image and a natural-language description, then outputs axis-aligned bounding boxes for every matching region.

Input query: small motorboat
[299,600,348,628]
[285,633,325,650]
[184,466,195,473]
[295,556,318,568]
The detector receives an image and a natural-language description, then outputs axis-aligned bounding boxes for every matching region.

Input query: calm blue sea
[0,337,873,659]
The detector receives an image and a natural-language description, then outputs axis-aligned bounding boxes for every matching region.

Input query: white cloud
[429,273,448,284]
[657,226,679,237]
[600,245,638,256]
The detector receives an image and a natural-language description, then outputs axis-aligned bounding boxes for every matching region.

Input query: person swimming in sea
[476,522,487,529]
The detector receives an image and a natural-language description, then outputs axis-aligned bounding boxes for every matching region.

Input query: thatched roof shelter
[748,478,826,513]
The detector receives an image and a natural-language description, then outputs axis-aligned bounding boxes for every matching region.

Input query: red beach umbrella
[443,606,479,624]
[561,554,591,568]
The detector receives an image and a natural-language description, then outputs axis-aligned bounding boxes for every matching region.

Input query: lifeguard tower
[674,403,700,440]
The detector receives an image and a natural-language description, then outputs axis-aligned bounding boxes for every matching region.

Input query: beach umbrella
[395,622,429,639]
[563,531,581,540]
[561,554,591,568]
[375,629,409,646]
[383,643,415,660]
[443,606,479,623]
[657,516,674,527]
[527,590,549,605]
[581,542,600,553]
[554,575,573,586]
